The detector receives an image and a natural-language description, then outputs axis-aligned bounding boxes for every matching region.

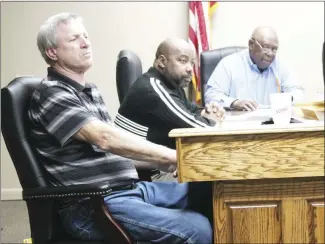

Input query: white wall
[1,2,324,200]
[211,2,324,100]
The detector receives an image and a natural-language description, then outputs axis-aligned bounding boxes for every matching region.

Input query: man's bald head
[249,26,279,70]
[251,26,278,44]
[154,38,196,88]
[155,38,194,60]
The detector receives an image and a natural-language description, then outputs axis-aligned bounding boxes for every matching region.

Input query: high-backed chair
[116,50,160,181]
[1,77,150,244]
[116,50,143,104]
[200,46,246,106]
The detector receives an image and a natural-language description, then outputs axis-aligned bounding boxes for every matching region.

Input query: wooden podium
[169,121,324,244]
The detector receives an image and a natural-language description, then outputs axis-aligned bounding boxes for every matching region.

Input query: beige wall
[1,2,324,199]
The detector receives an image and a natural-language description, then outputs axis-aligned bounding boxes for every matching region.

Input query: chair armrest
[23,182,112,200]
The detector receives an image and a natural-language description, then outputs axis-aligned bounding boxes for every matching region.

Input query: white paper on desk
[225,109,272,122]
[258,104,271,109]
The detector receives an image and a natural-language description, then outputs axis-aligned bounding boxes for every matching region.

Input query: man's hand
[231,99,259,111]
[201,102,226,123]
[173,169,178,178]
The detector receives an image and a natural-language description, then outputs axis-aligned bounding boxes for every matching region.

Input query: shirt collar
[147,67,178,89]
[245,49,274,73]
[246,49,255,68]
[47,67,85,91]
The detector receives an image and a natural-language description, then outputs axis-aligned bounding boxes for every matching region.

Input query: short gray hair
[37,12,80,65]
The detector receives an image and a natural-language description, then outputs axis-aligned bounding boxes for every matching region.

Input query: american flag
[189,1,218,104]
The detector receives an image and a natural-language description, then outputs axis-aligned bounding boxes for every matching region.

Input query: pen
[275,77,281,93]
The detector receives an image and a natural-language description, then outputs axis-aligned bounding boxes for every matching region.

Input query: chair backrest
[116,50,143,104]
[1,76,49,188]
[200,46,246,106]
[115,50,157,182]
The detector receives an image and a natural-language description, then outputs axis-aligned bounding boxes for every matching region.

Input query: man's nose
[186,64,193,73]
[81,37,90,49]
[264,51,275,59]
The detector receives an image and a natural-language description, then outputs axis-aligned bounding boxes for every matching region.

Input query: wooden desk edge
[169,124,324,138]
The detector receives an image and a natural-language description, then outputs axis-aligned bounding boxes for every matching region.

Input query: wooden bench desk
[169,111,324,243]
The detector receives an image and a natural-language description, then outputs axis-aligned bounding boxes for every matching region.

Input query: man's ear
[248,39,254,51]
[45,48,58,62]
[157,55,167,69]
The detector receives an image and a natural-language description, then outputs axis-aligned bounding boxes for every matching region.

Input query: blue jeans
[58,181,213,244]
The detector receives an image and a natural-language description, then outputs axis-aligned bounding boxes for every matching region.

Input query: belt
[111,181,137,192]
[58,181,137,210]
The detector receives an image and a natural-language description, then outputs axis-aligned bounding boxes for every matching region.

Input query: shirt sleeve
[279,66,305,103]
[204,59,238,108]
[186,100,205,116]
[149,79,216,128]
[34,86,99,146]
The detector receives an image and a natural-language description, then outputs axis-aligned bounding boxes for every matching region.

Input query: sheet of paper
[258,104,271,109]
[225,109,272,122]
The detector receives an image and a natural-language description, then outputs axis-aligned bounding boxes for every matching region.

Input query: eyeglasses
[251,38,278,54]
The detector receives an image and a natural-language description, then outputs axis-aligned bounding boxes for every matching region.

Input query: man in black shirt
[115,38,225,222]
[115,38,225,149]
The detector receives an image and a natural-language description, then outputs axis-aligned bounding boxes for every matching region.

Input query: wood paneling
[309,201,324,244]
[177,131,324,182]
[213,179,324,244]
[281,199,308,243]
[230,203,281,243]
[221,178,325,201]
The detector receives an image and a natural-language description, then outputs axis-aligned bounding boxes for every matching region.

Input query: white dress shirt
[204,49,304,108]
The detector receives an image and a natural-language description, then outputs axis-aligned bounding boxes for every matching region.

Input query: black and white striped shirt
[115,67,216,149]
[28,67,139,186]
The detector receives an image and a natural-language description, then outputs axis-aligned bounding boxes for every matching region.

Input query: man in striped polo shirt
[29,13,213,243]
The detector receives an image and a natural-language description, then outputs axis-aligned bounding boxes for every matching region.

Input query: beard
[178,76,192,88]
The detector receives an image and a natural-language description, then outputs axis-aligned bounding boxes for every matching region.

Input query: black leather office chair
[1,77,150,244]
[200,46,246,106]
[116,50,143,104]
[116,50,160,181]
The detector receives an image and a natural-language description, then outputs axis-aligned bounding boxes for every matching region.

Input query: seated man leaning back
[28,12,213,244]
[204,26,304,111]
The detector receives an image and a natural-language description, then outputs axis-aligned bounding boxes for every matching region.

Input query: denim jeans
[58,181,213,244]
